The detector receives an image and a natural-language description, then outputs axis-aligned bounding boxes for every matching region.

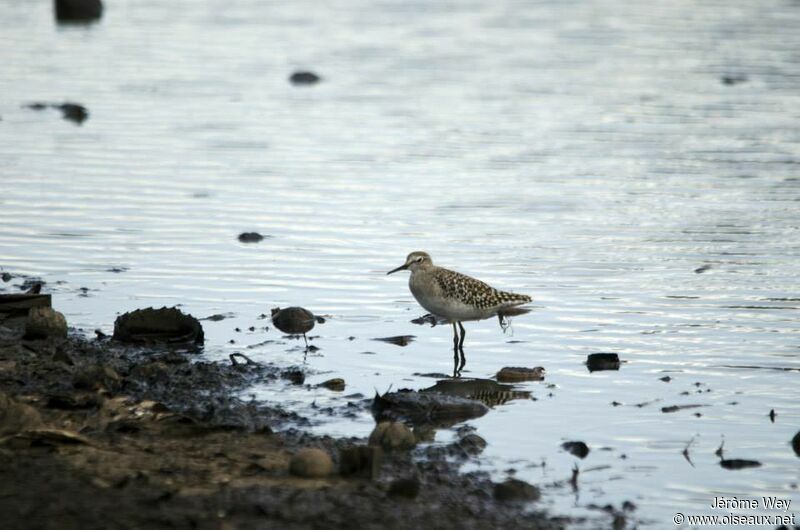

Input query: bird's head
[387,251,433,275]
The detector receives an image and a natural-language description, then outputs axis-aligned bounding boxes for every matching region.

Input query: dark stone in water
[1,272,12,282]
[271,307,319,335]
[493,478,540,502]
[237,232,265,243]
[457,433,487,456]
[373,335,415,346]
[26,102,88,124]
[562,441,589,459]
[112,307,204,345]
[719,458,761,470]
[289,71,321,85]
[586,353,620,372]
[372,390,488,426]
[720,74,747,86]
[792,431,800,457]
[694,264,713,273]
[339,445,381,479]
[318,378,345,391]
[661,404,705,413]
[388,477,420,499]
[496,366,545,383]
[55,0,103,22]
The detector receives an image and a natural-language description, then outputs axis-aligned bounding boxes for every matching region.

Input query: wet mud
[0,301,566,530]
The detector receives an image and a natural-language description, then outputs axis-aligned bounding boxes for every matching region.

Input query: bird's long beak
[386,263,409,275]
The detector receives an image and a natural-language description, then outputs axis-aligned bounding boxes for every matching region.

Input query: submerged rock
[54,0,103,22]
[289,448,334,478]
[23,307,67,340]
[373,389,488,426]
[368,421,416,451]
[719,458,761,470]
[271,307,322,336]
[289,71,321,85]
[496,366,545,383]
[586,353,620,372]
[112,307,204,345]
[792,431,800,457]
[494,478,540,502]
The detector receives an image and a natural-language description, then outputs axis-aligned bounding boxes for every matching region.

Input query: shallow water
[2,0,799,526]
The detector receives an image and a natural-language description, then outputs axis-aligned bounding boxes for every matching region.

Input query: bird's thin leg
[457,322,466,350]
[303,333,309,349]
[452,323,461,378]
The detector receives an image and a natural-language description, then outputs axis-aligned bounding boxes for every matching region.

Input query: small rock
[0,392,43,435]
[281,369,305,385]
[388,477,420,499]
[562,441,590,459]
[113,306,204,345]
[457,433,488,455]
[791,431,800,457]
[289,448,334,478]
[289,71,321,85]
[659,376,672,382]
[493,478,540,502]
[56,103,88,124]
[339,445,382,479]
[496,366,545,383]
[73,365,121,392]
[237,232,265,243]
[368,421,416,451]
[586,353,620,372]
[54,0,103,22]
[24,307,67,340]
[271,307,319,335]
[318,378,345,391]
[1,272,12,282]
[694,264,713,273]
[720,75,747,86]
[719,458,761,470]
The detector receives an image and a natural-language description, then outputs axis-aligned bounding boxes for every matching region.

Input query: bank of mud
[0,305,568,530]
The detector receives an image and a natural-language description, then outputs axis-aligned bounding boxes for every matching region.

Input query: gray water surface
[1,0,799,527]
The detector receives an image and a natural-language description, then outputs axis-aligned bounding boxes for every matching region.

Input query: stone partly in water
[24,307,67,341]
[270,307,322,336]
[368,421,416,451]
[792,431,800,458]
[495,366,545,383]
[493,478,541,502]
[289,71,321,85]
[289,448,334,478]
[318,378,346,391]
[586,353,621,372]
[237,232,265,243]
[561,441,590,459]
[112,307,204,345]
[54,0,103,22]
[373,389,489,427]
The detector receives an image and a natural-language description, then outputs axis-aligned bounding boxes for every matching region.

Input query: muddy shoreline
[0,305,568,529]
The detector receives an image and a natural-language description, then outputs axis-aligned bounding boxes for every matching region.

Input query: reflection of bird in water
[387,251,532,376]
[270,307,324,349]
